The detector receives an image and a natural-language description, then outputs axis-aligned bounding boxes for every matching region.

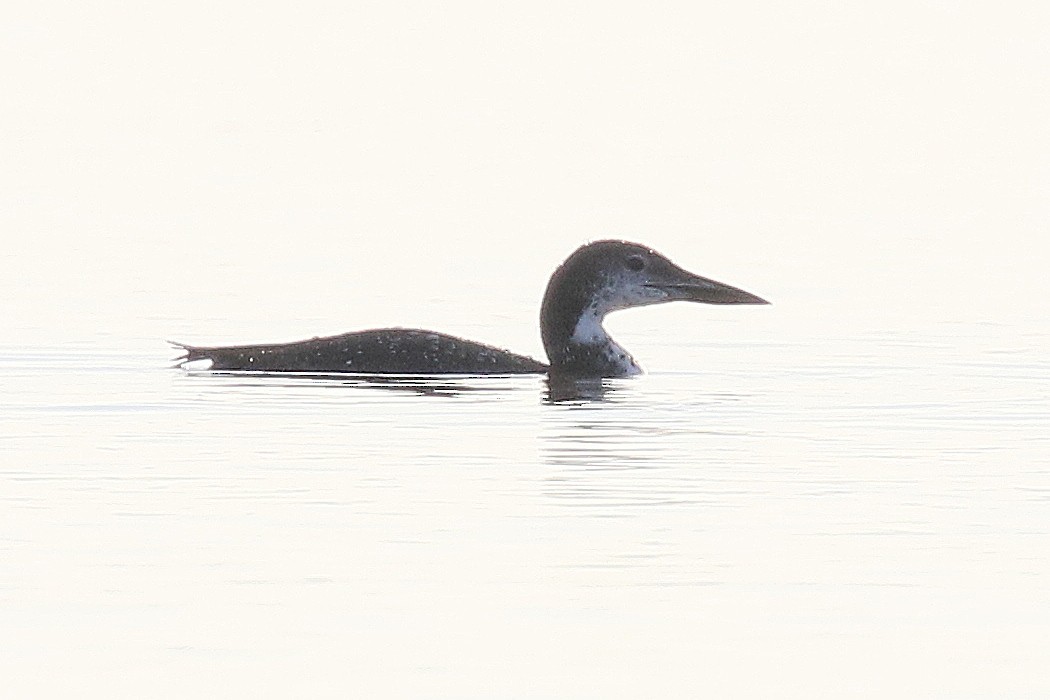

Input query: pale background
[4,2,1046,348]
[3,3,1049,698]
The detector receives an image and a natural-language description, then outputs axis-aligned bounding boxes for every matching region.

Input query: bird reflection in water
[544,375,620,404]
[178,368,629,403]
[177,370,536,399]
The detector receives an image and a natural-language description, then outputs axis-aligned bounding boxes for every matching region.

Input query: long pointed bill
[648,274,769,305]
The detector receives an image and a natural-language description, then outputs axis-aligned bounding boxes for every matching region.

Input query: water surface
[4,2,1049,695]
[4,314,1048,698]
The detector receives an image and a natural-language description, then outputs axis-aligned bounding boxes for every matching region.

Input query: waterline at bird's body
[173,240,768,378]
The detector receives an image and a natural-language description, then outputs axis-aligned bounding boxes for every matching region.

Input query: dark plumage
[173,240,767,378]
[172,329,546,375]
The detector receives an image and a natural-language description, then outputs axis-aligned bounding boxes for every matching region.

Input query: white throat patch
[569,310,643,375]
[570,309,609,345]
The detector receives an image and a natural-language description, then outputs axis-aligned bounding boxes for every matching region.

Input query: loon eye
[625,255,646,272]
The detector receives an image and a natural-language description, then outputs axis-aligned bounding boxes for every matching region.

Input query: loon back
[173,329,548,375]
[173,239,767,377]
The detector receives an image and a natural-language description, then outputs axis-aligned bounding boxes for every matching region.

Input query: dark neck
[540,273,640,378]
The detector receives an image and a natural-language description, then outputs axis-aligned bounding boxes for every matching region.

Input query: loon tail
[168,341,205,368]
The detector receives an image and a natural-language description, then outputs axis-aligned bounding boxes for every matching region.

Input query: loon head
[540,240,768,378]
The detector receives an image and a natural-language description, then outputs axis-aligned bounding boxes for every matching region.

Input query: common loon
[173,240,768,378]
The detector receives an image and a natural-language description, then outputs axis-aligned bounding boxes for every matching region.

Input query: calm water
[4,309,1048,698]
[5,2,1050,696]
